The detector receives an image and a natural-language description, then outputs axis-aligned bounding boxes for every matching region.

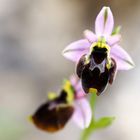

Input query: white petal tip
[126,57,135,69]
[62,49,68,58]
[101,6,111,14]
[101,6,109,9]
[129,62,135,69]
[62,47,69,55]
[117,61,135,71]
[62,50,66,57]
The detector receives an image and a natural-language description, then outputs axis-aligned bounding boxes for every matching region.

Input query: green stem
[80,118,95,140]
[80,93,97,140]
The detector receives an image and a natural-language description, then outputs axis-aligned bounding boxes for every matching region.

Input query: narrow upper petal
[62,39,90,62]
[84,30,97,43]
[95,7,114,37]
[110,45,135,70]
[72,98,92,129]
[107,34,121,46]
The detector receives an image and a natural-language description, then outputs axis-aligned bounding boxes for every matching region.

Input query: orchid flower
[62,6,135,95]
[31,75,92,132]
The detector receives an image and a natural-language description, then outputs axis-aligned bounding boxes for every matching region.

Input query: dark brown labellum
[81,62,109,95]
[32,103,74,132]
[76,53,116,96]
[31,90,74,132]
[76,54,86,78]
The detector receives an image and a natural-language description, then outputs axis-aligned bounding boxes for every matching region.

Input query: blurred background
[0,0,139,140]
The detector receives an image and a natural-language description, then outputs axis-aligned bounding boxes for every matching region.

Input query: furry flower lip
[62,6,135,95]
[31,75,92,132]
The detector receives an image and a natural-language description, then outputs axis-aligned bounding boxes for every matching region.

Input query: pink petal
[74,81,86,99]
[70,74,79,87]
[70,75,86,99]
[62,39,90,62]
[72,98,92,129]
[111,45,135,70]
[84,30,97,43]
[107,34,121,46]
[95,7,114,37]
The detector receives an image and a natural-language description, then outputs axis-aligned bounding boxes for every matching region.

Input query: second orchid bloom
[31,76,92,132]
[63,6,134,95]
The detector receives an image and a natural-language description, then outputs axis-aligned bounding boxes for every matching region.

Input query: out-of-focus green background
[0,0,139,140]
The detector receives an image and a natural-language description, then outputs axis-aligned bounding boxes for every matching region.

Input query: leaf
[94,117,115,129]
[80,116,115,140]
[80,94,115,140]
